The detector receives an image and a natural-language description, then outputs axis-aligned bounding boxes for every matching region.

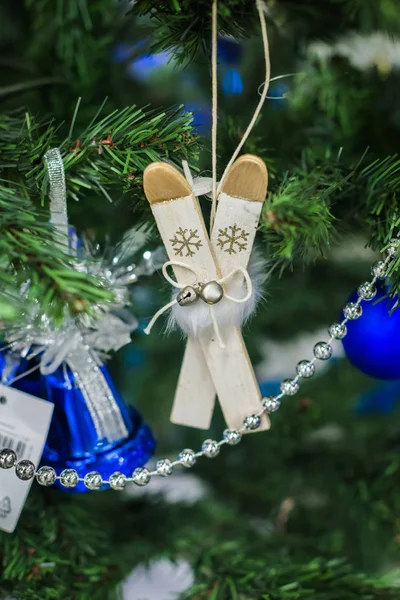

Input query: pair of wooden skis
[143,155,270,433]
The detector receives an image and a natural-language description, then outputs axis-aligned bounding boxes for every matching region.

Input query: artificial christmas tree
[1,0,400,598]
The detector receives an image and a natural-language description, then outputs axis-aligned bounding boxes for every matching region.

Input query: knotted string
[146,0,270,348]
[210,0,271,230]
[144,261,253,348]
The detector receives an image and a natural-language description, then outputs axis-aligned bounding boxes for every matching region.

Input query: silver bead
[60,469,79,488]
[199,281,224,305]
[280,378,299,396]
[156,458,173,477]
[357,282,376,301]
[201,439,220,458]
[177,286,199,306]
[371,260,387,278]
[329,322,347,340]
[36,466,57,487]
[223,429,242,445]
[178,449,196,468]
[262,396,280,413]
[296,360,315,378]
[15,460,35,481]
[132,467,151,486]
[313,341,332,360]
[343,302,362,320]
[387,238,400,256]
[84,471,103,490]
[0,448,17,469]
[109,472,127,490]
[243,414,261,430]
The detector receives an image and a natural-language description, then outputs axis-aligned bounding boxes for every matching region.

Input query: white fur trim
[167,248,267,336]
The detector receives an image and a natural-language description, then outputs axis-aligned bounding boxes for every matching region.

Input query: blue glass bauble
[0,352,155,492]
[355,380,400,415]
[342,286,400,380]
[217,37,242,66]
[222,69,243,96]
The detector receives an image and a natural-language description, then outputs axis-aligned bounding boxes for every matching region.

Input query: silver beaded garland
[223,429,242,445]
[243,414,261,430]
[343,302,362,320]
[202,439,220,458]
[60,468,79,488]
[132,467,151,486]
[357,282,376,301]
[156,458,173,476]
[36,466,57,487]
[0,448,17,469]
[262,396,280,413]
[329,322,347,340]
[313,341,333,360]
[109,472,127,490]
[84,471,103,490]
[15,460,35,480]
[178,449,197,468]
[296,360,315,378]
[371,260,387,278]
[280,378,299,395]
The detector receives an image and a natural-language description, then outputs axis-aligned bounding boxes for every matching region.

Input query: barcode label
[0,434,27,460]
[0,383,54,532]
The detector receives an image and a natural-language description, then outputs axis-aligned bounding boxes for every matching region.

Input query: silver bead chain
[1,240,399,491]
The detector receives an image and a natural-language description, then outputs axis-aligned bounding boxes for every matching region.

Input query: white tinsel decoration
[121,559,194,600]
[309,31,400,73]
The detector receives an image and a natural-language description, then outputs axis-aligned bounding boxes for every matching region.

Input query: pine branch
[261,152,400,274]
[1,104,199,203]
[25,0,118,90]
[130,0,259,63]
[0,185,113,323]
[261,164,339,263]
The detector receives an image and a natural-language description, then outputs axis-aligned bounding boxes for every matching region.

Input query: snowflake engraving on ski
[217,223,249,255]
[170,227,203,257]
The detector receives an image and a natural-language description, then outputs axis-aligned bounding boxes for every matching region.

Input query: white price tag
[0,384,54,533]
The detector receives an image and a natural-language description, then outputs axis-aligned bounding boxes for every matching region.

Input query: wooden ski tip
[143,162,192,205]
[221,154,268,202]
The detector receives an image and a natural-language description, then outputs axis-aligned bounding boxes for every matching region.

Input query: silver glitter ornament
[177,286,199,306]
[296,360,315,378]
[243,414,261,430]
[36,466,57,487]
[84,471,103,490]
[387,239,400,256]
[15,460,35,481]
[60,468,79,488]
[223,429,242,445]
[357,282,376,301]
[132,467,151,486]
[343,302,362,320]
[262,396,280,413]
[280,378,299,396]
[0,448,17,469]
[329,322,347,340]
[202,439,220,458]
[156,459,173,476]
[313,341,332,360]
[199,281,224,305]
[371,260,387,279]
[178,449,196,468]
[109,472,127,490]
